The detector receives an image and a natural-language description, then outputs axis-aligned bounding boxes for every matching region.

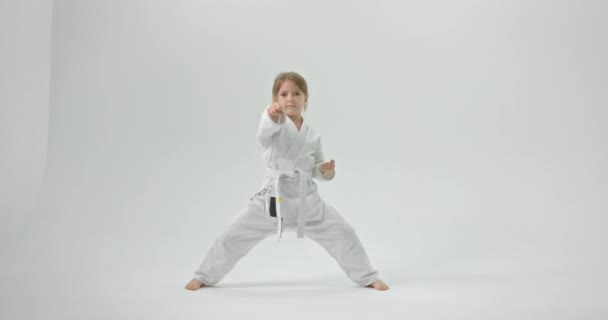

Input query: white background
[1,0,607,319]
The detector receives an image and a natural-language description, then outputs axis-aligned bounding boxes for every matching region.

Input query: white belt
[264,167,312,241]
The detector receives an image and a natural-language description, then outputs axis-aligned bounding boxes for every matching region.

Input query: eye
[294,92,300,96]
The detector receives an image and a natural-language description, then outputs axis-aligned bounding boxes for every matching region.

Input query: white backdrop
[0,0,51,258]
[3,0,607,319]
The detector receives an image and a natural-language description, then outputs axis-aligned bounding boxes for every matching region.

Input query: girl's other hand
[320,159,335,176]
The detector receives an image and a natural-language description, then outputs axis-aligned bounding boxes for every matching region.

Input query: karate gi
[192,106,379,287]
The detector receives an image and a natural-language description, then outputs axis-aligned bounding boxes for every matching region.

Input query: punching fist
[319,159,336,176]
[267,102,284,123]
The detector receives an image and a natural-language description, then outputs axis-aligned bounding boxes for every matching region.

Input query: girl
[185,71,389,291]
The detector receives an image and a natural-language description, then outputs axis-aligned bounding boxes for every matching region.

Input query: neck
[288,114,303,124]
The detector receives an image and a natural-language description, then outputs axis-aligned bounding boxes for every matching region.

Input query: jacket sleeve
[256,104,285,148]
[312,137,335,182]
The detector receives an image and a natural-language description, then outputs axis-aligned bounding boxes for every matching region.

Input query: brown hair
[272,71,309,107]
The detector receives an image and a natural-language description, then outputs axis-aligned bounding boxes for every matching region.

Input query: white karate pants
[193,194,379,287]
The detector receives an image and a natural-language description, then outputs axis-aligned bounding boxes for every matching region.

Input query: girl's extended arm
[256,104,285,148]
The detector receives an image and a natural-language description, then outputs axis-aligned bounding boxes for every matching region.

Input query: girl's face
[274,80,307,118]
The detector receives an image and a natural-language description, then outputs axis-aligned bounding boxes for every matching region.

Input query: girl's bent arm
[312,138,335,181]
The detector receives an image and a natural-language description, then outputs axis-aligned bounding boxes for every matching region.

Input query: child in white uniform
[185,71,389,291]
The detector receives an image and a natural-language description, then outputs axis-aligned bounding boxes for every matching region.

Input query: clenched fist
[319,159,335,177]
[267,102,284,123]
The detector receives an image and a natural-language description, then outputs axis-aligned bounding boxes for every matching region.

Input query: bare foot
[367,280,390,291]
[185,278,206,291]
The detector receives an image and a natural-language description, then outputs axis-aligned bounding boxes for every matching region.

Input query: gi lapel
[278,117,308,171]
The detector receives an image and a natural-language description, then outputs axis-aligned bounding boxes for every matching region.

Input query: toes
[378,282,390,290]
[367,280,389,290]
[185,280,205,290]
